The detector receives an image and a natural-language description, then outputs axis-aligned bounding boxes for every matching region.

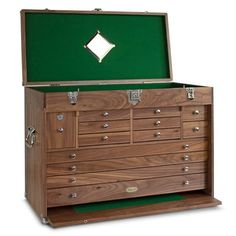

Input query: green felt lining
[25,12,170,83]
[73,194,185,214]
[33,82,198,93]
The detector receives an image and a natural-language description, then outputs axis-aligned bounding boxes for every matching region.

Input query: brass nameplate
[126,186,138,193]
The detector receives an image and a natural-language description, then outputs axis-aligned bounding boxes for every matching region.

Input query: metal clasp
[186,87,195,100]
[68,90,79,105]
[26,126,36,148]
[128,90,142,105]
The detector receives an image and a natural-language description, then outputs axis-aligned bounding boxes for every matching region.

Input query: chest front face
[22,10,220,227]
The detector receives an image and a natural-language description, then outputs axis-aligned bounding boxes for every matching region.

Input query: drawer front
[79,120,130,134]
[133,117,180,130]
[46,112,76,150]
[47,151,208,175]
[47,151,80,164]
[134,128,180,143]
[133,107,180,119]
[183,121,208,138]
[47,173,206,207]
[79,132,130,146]
[79,109,130,122]
[183,106,208,121]
[47,162,206,188]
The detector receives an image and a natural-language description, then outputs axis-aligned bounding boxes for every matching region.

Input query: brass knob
[183,155,189,161]
[155,132,161,137]
[193,127,200,132]
[102,136,109,141]
[193,110,200,115]
[69,153,77,159]
[103,123,109,128]
[183,144,189,150]
[70,177,77,183]
[103,112,109,117]
[69,165,77,171]
[154,120,161,126]
[183,166,189,172]
[183,180,190,185]
[69,192,78,198]
[57,127,64,133]
[154,109,161,114]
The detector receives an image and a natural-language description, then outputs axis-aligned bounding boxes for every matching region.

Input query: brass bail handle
[26,126,36,148]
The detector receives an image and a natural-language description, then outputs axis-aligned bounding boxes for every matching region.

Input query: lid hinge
[50,83,61,87]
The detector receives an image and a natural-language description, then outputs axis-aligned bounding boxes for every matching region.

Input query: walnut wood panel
[183,121,208,139]
[47,162,206,188]
[79,109,130,122]
[133,128,180,143]
[45,87,213,111]
[47,139,208,162]
[25,88,47,218]
[47,191,221,227]
[133,117,180,130]
[47,173,206,207]
[79,120,130,134]
[47,151,208,175]
[47,150,80,164]
[79,132,130,146]
[133,107,180,118]
[46,112,76,149]
[182,105,208,121]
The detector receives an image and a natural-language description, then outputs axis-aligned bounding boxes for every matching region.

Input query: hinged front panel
[21,10,172,86]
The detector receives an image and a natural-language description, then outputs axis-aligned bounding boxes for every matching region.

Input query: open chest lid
[21,9,173,87]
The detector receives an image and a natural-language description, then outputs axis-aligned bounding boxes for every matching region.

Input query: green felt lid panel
[23,11,172,84]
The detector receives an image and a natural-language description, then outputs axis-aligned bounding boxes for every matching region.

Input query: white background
[0,0,235,235]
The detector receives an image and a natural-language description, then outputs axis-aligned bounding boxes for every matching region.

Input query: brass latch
[128,90,142,105]
[186,87,195,100]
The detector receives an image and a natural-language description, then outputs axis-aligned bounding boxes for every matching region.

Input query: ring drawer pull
[102,136,109,141]
[57,127,64,133]
[69,193,78,198]
[70,177,77,183]
[193,110,200,115]
[183,155,189,161]
[103,112,109,117]
[154,109,161,114]
[69,165,77,171]
[183,144,189,150]
[102,123,109,128]
[154,132,161,137]
[193,127,200,132]
[183,180,190,185]
[126,186,138,193]
[69,153,77,159]
[183,166,189,172]
[154,120,161,126]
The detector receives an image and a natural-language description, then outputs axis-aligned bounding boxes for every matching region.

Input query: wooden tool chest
[21,9,221,227]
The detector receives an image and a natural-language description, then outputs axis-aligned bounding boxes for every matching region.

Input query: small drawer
[182,106,208,121]
[133,107,180,119]
[79,132,130,146]
[133,117,180,130]
[79,120,130,134]
[133,128,180,143]
[79,109,130,122]
[183,121,208,138]
[47,151,80,164]
[47,173,206,207]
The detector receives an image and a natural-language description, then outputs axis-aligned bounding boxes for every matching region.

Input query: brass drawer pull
[103,112,109,117]
[193,110,200,115]
[154,109,161,114]
[102,123,109,128]
[183,180,190,185]
[183,144,189,150]
[193,127,200,132]
[102,136,109,141]
[69,192,78,198]
[154,120,161,126]
[154,132,161,137]
[183,166,189,172]
[69,153,77,159]
[126,186,138,193]
[57,127,64,133]
[183,155,189,161]
[70,177,77,183]
[69,165,77,171]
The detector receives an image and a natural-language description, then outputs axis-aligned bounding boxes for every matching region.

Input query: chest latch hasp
[128,90,142,105]
[186,87,195,100]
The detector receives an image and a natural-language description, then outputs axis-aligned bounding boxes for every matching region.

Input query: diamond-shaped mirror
[84,31,115,63]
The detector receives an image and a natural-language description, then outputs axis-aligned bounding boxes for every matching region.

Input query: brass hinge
[50,84,61,87]
[186,87,195,100]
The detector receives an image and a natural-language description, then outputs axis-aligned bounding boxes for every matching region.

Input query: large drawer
[183,121,209,139]
[47,151,208,175]
[79,120,130,134]
[133,128,180,143]
[79,132,130,146]
[47,173,206,207]
[133,117,180,130]
[47,162,206,188]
